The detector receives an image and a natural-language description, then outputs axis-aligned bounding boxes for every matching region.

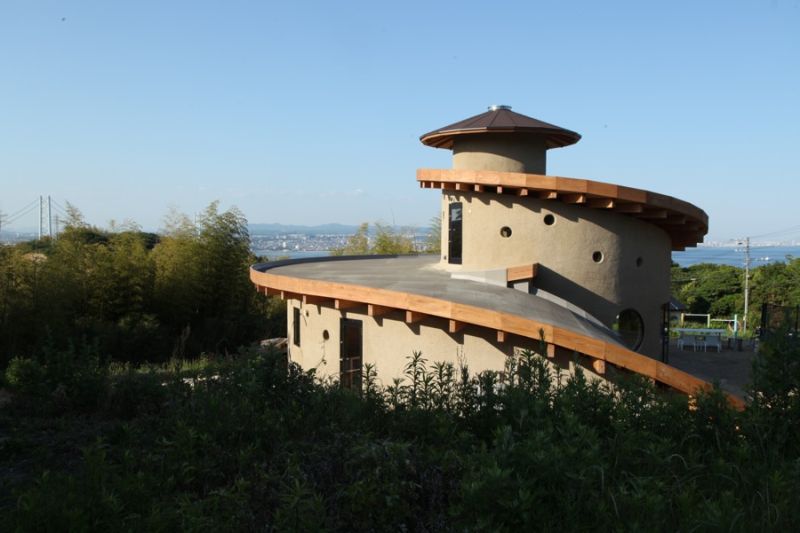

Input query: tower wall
[439,191,671,357]
[453,134,547,174]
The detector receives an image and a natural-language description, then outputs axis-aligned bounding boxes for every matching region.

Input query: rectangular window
[448,202,463,265]
[293,307,301,347]
[339,318,363,390]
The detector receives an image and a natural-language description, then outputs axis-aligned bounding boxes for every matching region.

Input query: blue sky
[1,0,798,242]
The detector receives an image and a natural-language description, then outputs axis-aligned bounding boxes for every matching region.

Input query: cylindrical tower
[418,106,707,358]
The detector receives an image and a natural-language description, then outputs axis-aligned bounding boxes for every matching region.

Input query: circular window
[500,226,512,238]
[592,251,604,263]
[636,257,643,267]
[614,309,644,351]
[322,330,330,341]
[543,214,555,226]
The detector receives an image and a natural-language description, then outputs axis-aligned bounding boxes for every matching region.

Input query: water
[672,246,800,267]
[252,249,331,261]
[251,246,800,268]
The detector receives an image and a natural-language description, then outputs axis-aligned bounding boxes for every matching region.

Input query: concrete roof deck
[257,254,621,346]
[250,255,745,408]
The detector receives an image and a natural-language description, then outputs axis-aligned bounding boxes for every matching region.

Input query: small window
[543,214,555,226]
[615,309,644,351]
[322,329,330,341]
[500,226,512,238]
[293,307,301,347]
[592,251,604,263]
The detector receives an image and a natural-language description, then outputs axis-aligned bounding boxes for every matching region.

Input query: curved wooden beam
[417,168,708,250]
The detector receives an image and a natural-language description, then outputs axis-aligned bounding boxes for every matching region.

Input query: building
[251,106,728,400]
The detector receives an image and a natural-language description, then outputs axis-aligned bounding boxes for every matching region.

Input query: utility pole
[740,237,751,334]
[38,195,43,240]
[48,196,53,238]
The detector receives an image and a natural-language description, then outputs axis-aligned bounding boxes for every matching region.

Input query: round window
[592,251,604,263]
[544,214,555,226]
[614,309,644,351]
[500,226,512,238]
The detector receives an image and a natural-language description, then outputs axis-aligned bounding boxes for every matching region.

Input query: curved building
[251,107,735,405]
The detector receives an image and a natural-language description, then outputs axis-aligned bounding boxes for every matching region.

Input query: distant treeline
[0,202,284,368]
[672,258,800,329]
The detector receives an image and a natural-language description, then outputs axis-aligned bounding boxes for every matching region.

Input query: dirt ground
[667,343,757,399]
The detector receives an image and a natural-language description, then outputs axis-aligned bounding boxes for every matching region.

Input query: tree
[331,222,416,256]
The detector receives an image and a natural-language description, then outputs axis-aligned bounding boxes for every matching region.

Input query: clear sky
[1,0,798,242]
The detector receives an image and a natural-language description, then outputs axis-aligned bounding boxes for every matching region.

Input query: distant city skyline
[2,1,798,242]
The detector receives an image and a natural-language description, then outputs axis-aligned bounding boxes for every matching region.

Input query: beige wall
[453,134,547,174]
[439,191,671,358]
[285,298,606,388]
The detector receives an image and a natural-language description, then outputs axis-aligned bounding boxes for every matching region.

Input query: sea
[252,246,800,268]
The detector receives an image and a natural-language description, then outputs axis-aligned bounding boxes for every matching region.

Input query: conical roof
[420,105,581,150]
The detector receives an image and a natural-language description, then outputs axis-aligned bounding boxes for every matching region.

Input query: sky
[1,0,798,242]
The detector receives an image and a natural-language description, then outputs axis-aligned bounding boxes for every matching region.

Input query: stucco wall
[438,191,671,358]
[453,134,547,174]
[285,298,605,388]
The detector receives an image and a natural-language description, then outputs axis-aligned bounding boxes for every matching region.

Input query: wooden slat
[473,184,484,192]
[303,294,329,306]
[562,193,586,204]
[367,304,392,317]
[506,263,538,283]
[637,209,668,219]
[496,330,506,343]
[517,188,529,196]
[405,310,425,324]
[335,299,361,311]
[546,343,556,359]
[614,202,644,213]
[448,319,465,333]
[538,191,558,200]
[587,198,615,209]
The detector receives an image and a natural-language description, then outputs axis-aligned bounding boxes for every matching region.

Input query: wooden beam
[562,193,586,204]
[546,343,556,359]
[280,290,300,301]
[517,188,529,197]
[506,263,538,283]
[496,186,504,194]
[614,203,644,214]
[496,330,506,343]
[592,359,606,375]
[303,294,329,306]
[455,182,466,191]
[538,191,558,200]
[587,198,615,209]
[473,184,484,192]
[405,310,424,324]
[663,214,687,225]
[335,299,361,311]
[449,319,465,333]
[638,209,668,219]
[367,304,392,317]
[264,287,282,297]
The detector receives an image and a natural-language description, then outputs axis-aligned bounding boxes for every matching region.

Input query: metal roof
[420,106,581,150]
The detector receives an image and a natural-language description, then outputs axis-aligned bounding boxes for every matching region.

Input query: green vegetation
[3,210,800,529]
[1,342,799,531]
[331,222,417,256]
[672,257,800,330]
[0,202,284,368]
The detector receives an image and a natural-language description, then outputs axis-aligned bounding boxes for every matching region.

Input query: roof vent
[488,104,512,111]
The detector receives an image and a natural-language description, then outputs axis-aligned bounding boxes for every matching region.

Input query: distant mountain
[248,223,362,235]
